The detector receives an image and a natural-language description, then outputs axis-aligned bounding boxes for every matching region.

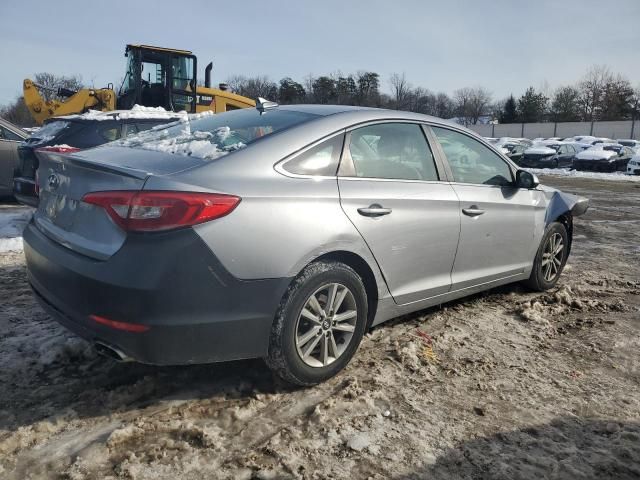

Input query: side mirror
[516,170,539,189]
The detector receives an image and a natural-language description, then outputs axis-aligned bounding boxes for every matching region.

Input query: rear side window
[26,120,70,145]
[346,123,439,181]
[432,127,513,187]
[282,134,344,176]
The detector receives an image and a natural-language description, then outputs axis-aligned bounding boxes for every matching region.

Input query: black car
[519,143,577,168]
[573,144,634,172]
[501,142,527,165]
[13,111,181,206]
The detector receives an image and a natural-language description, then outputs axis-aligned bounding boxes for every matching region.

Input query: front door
[430,126,544,290]
[338,122,460,305]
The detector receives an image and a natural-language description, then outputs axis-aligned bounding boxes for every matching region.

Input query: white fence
[468,120,639,140]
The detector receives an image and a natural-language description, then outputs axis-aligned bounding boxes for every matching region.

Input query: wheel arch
[546,210,573,255]
[304,250,379,329]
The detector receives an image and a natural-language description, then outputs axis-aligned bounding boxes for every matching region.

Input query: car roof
[278,104,450,123]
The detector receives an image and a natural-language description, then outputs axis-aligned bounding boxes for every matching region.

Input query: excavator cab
[117,45,197,113]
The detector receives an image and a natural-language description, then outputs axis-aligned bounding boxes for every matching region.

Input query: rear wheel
[266,261,368,386]
[524,222,569,291]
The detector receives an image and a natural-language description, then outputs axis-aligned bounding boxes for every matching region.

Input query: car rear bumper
[24,221,291,365]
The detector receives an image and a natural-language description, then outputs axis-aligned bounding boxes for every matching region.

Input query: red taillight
[89,314,150,333]
[82,191,241,232]
[36,145,81,154]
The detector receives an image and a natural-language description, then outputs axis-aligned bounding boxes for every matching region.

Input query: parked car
[498,142,527,165]
[573,143,634,172]
[13,107,182,206]
[616,139,640,152]
[565,141,592,152]
[627,153,640,175]
[23,104,588,385]
[520,142,578,168]
[0,117,29,197]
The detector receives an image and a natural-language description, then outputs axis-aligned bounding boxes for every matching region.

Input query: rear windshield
[24,120,70,145]
[115,108,319,160]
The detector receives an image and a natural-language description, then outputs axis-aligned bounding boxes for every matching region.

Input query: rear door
[430,126,544,290]
[338,122,460,305]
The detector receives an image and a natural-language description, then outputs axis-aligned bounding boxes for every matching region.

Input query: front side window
[347,123,439,181]
[283,134,343,176]
[432,127,513,186]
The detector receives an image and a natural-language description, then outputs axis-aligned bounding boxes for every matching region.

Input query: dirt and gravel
[1,176,639,480]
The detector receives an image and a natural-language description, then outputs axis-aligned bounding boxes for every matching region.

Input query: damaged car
[23,104,589,385]
[573,143,634,172]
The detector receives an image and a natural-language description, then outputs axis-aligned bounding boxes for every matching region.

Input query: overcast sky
[1,0,639,105]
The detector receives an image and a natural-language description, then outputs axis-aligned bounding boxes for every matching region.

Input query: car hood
[575,150,616,161]
[525,147,556,155]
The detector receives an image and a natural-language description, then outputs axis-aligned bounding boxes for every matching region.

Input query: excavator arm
[23,79,116,125]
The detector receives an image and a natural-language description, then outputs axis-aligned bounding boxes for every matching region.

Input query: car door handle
[357,204,392,217]
[462,205,485,217]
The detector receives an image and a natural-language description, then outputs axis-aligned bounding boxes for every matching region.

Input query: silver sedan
[24,104,588,385]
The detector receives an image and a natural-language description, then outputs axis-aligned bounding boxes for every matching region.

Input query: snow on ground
[1,177,639,479]
[0,206,33,253]
[527,167,640,182]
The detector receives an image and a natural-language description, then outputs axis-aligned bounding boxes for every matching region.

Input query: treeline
[225,65,639,126]
[1,66,638,128]
[496,66,640,124]
[224,71,458,120]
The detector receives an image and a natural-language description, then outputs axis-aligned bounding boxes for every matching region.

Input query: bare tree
[389,73,411,110]
[453,87,491,125]
[224,75,277,100]
[33,72,83,102]
[577,65,612,121]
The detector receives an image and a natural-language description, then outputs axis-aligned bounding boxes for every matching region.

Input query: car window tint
[432,127,513,186]
[283,134,344,176]
[347,123,438,181]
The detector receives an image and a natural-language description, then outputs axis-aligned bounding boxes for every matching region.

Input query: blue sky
[0,0,639,105]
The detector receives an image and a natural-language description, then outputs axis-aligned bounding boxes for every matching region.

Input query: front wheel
[524,222,569,291]
[266,261,368,386]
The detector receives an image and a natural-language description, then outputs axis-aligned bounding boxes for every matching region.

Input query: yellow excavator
[23,44,255,125]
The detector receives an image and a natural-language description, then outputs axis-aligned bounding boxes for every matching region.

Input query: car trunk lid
[33,147,205,260]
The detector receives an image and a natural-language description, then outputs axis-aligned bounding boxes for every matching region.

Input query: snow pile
[527,167,640,182]
[0,207,33,253]
[119,123,245,160]
[62,105,189,122]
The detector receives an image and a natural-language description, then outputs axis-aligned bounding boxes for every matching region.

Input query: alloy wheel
[295,283,358,368]
[541,232,564,282]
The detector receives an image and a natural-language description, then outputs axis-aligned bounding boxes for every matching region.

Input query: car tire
[266,260,368,386]
[524,222,569,292]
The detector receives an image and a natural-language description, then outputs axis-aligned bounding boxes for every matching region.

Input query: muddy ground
[1,176,639,480]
